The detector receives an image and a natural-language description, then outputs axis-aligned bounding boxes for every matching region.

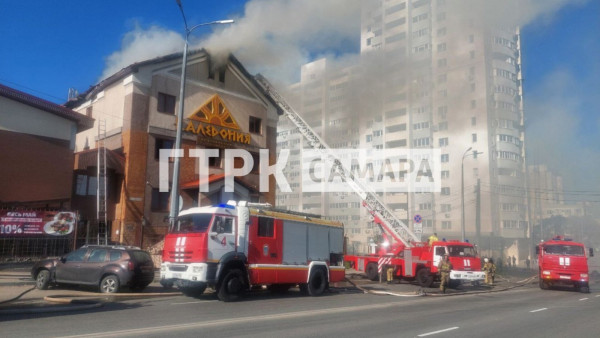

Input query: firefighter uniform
[482,260,496,285]
[386,265,394,284]
[438,255,453,293]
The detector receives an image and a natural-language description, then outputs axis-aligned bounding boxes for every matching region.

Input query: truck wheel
[307,268,327,296]
[539,275,549,290]
[218,269,246,302]
[579,283,590,294]
[36,269,50,290]
[181,284,207,297]
[366,262,379,281]
[416,268,433,287]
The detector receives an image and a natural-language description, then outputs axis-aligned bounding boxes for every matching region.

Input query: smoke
[100,24,184,80]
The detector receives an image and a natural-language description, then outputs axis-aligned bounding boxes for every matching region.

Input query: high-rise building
[277,0,528,256]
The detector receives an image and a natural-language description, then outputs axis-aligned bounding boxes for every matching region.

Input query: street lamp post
[169,0,233,228]
[461,147,483,242]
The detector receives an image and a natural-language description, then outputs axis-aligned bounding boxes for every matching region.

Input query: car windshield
[171,213,213,234]
[544,245,584,256]
[448,245,477,257]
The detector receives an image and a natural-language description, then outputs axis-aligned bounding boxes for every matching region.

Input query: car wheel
[100,275,120,293]
[416,268,434,287]
[217,269,246,302]
[36,269,50,290]
[307,268,327,296]
[365,262,379,281]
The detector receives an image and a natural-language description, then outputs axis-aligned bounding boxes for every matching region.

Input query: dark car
[31,245,155,293]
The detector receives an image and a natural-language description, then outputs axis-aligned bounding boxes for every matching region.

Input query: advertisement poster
[0,210,76,237]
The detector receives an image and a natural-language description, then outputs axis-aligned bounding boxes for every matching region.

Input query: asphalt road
[1,283,598,338]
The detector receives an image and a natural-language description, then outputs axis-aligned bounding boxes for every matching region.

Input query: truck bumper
[541,270,589,284]
[161,262,208,284]
[450,270,485,281]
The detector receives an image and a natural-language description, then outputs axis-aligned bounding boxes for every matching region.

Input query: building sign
[0,210,76,237]
[184,94,251,145]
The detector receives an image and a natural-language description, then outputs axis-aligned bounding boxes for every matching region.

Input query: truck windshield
[544,245,584,256]
[448,246,476,257]
[171,214,213,234]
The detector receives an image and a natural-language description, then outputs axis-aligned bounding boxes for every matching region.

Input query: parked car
[31,245,155,293]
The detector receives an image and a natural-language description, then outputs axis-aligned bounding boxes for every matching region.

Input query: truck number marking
[221,237,227,247]
[463,259,470,267]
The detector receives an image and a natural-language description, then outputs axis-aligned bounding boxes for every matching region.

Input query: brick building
[66,50,281,248]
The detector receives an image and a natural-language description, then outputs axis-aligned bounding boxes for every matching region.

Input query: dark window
[258,217,274,237]
[130,251,152,262]
[109,251,122,262]
[88,249,107,262]
[86,106,93,117]
[151,188,170,212]
[209,151,222,168]
[65,248,87,262]
[75,175,88,196]
[174,214,213,233]
[249,116,262,134]
[251,152,260,173]
[157,92,176,114]
[155,138,174,160]
[212,216,234,234]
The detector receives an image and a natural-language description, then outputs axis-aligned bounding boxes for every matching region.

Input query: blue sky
[1,0,598,191]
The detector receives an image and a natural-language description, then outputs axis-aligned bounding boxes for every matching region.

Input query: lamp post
[461,147,483,242]
[169,0,233,228]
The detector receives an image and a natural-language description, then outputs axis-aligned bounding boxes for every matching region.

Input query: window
[158,92,176,114]
[88,249,107,263]
[471,117,476,126]
[438,106,447,119]
[438,58,447,67]
[251,152,260,173]
[439,138,448,147]
[472,133,477,142]
[213,216,234,234]
[413,137,430,147]
[441,204,451,212]
[441,187,450,195]
[471,100,477,109]
[155,138,174,160]
[413,121,430,130]
[249,116,262,134]
[386,32,406,44]
[86,106,93,117]
[437,27,447,36]
[258,217,274,237]
[437,12,446,21]
[419,203,432,210]
[441,170,449,179]
[438,121,448,131]
[385,2,406,15]
[412,13,428,23]
[437,43,447,52]
[65,248,87,262]
[441,154,449,162]
[441,221,451,229]
[437,74,447,83]
[385,17,406,29]
[75,175,87,196]
[151,188,170,212]
[469,34,474,43]
[109,251,122,262]
[470,50,475,59]
[209,150,222,168]
[87,176,98,196]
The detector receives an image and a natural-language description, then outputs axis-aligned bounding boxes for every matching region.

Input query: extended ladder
[97,120,108,245]
[255,75,419,247]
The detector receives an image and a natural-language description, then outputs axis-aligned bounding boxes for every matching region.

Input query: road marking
[171,300,218,305]
[57,301,414,338]
[529,308,547,313]
[579,298,588,301]
[595,295,600,297]
[417,327,460,337]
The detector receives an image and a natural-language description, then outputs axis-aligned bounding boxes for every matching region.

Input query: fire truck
[160,201,345,301]
[537,236,594,293]
[255,75,485,288]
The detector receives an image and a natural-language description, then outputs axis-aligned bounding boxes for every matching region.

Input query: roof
[0,83,94,132]
[66,50,282,115]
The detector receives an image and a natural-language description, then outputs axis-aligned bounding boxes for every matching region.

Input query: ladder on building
[97,119,108,245]
[254,75,420,247]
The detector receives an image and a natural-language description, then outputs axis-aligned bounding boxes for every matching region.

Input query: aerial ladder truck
[255,75,485,288]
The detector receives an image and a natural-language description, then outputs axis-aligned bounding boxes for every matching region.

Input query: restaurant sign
[0,210,76,237]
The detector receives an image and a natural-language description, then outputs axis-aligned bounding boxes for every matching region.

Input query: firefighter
[428,233,439,246]
[438,254,453,293]
[482,258,496,285]
[386,264,395,284]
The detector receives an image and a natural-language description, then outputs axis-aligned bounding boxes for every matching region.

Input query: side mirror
[590,248,594,257]
[535,246,539,255]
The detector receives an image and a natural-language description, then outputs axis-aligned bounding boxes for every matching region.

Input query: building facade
[277,0,528,256]
[68,51,280,248]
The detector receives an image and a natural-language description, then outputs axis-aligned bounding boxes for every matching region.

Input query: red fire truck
[345,222,484,287]
[537,236,594,293]
[160,201,345,301]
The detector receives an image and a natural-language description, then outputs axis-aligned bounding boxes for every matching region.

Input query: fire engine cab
[160,201,345,301]
[537,236,593,293]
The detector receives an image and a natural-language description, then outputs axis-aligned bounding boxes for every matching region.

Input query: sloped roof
[0,83,94,132]
[65,49,282,115]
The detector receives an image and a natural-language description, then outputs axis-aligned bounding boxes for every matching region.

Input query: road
[1,283,598,338]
